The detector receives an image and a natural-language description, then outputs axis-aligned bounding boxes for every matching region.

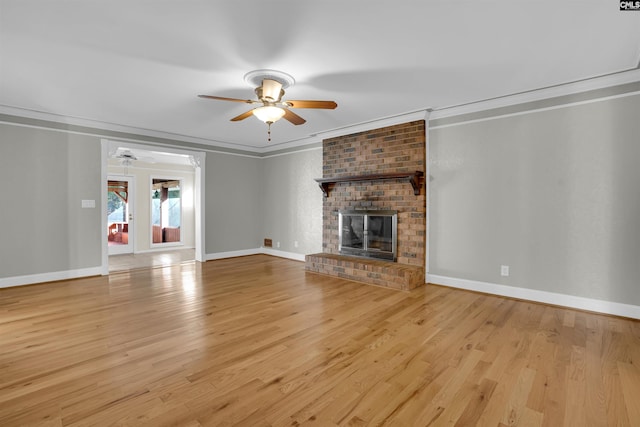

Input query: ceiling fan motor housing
[255,81,285,103]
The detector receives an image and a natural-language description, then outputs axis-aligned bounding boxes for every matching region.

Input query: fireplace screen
[339,210,397,261]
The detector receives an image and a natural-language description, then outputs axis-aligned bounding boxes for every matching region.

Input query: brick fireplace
[305,120,426,290]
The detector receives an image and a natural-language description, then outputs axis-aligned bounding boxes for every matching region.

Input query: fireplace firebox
[339,210,397,261]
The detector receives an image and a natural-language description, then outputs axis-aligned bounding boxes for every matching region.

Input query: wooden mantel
[315,171,424,197]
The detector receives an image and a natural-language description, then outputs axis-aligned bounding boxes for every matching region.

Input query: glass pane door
[107,176,134,255]
[151,178,182,245]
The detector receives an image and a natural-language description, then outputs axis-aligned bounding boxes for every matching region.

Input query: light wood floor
[108,248,195,272]
[109,248,196,273]
[1,255,639,426]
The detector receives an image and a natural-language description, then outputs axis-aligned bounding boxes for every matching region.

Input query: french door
[107,175,135,255]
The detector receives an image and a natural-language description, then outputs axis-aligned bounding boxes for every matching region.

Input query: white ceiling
[1,1,639,152]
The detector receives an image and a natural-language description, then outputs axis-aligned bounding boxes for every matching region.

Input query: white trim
[0,104,262,152]
[427,274,640,320]
[205,247,306,262]
[0,267,103,289]
[206,248,263,260]
[424,111,431,274]
[260,135,323,153]
[310,110,429,141]
[235,109,429,152]
[107,163,196,174]
[429,90,640,131]
[261,145,322,159]
[100,140,109,275]
[430,68,640,121]
[0,104,429,154]
[194,159,205,262]
[0,118,264,158]
[260,248,306,262]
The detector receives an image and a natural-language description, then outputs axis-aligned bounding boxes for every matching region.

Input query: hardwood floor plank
[1,255,639,426]
[500,367,537,426]
[454,377,498,427]
[617,361,640,426]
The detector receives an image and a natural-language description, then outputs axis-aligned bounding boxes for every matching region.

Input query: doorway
[107,176,134,255]
[101,139,206,275]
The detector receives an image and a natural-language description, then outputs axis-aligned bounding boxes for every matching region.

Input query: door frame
[107,174,135,255]
[100,139,206,275]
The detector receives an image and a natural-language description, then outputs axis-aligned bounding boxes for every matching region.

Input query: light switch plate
[81,199,96,208]
[500,265,509,276]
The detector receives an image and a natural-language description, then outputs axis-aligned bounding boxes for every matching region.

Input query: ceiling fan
[198,70,337,141]
[114,149,155,164]
[112,149,156,174]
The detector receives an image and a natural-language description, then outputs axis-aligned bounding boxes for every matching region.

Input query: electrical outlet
[500,265,509,277]
[294,241,298,248]
[277,241,280,248]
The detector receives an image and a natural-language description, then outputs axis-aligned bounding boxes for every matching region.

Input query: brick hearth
[305,120,426,289]
[305,253,424,291]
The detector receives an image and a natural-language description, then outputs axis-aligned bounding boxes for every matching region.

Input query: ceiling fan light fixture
[253,105,285,124]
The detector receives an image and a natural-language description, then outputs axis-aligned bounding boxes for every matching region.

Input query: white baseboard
[260,248,306,262]
[0,249,305,289]
[206,247,305,262]
[427,274,640,320]
[206,248,262,260]
[0,266,104,289]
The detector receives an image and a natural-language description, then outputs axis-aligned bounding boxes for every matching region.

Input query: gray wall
[261,148,323,255]
[428,92,640,305]
[0,117,320,280]
[0,123,102,277]
[205,152,263,253]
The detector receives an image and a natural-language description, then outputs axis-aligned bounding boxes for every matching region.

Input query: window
[151,178,182,244]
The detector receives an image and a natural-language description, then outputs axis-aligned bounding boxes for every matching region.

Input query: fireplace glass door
[339,210,397,261]
[341,215,364,249]
[366,215,394,253]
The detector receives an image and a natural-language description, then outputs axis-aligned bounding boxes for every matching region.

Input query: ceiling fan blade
[285,100,337,109]
[198,95,258,104]
[230,109,255,122]
[282,109,306,125]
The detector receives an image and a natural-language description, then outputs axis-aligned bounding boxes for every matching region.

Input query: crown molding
[0,104,260,153]
[308,110,430,141]
[0,103,429,154]
[430,68,640,120]
[3,68,638,154]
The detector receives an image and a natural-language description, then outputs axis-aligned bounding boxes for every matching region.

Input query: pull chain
[267,121,273,142]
